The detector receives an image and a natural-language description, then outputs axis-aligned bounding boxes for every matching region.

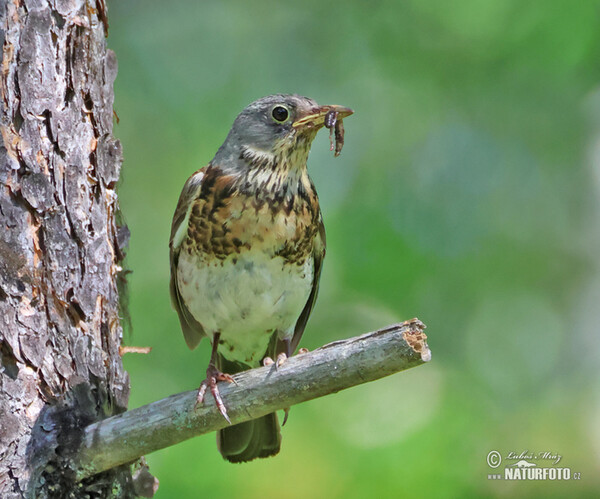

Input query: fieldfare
[169,94,353,462]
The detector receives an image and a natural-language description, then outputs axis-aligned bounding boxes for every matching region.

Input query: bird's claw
[282,407,291,426]
[263,353,287,369]
[195,364,235,424]
[276,352,287,368]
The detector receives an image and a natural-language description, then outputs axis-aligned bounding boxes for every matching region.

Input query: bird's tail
[216,354,281,463]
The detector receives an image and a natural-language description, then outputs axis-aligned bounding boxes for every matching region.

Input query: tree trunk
[0,1,138,496]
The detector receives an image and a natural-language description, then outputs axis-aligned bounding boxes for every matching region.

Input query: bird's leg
[279,337,293,426]
[196,332,235,424]
[262,339,309,425]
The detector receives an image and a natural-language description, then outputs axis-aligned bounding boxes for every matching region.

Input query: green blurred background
[109,1,600,497]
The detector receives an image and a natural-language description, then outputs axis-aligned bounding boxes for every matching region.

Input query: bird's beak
[292,104,354,130]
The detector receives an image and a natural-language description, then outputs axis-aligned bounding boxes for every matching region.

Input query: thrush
[169,94,353,462]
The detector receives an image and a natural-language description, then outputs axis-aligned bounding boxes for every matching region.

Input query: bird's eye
[271,105,289,123]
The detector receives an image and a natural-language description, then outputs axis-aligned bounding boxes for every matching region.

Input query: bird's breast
[176,172,321,365]
[185,179,320,265]
[176,248,314,365]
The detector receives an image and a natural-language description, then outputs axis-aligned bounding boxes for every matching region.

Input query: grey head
[212,94,353,171]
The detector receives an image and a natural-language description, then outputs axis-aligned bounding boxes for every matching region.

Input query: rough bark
[0,1,135,497]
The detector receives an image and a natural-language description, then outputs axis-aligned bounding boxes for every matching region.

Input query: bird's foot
[276,352,287,368]
[278,347,311,426]
[195,364,235,424]
[262,352,288,369]
[264,347,309,368]
[263,346,310,426]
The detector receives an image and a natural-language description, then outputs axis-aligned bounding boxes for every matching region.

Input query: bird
[169,94,353,462]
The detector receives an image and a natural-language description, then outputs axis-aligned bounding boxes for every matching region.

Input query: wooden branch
[75,319,431,480]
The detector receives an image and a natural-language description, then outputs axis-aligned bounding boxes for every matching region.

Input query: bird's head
[212,94,353,173]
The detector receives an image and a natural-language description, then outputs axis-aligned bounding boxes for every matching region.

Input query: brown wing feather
[169,167,207,350]
[290,213,326,352]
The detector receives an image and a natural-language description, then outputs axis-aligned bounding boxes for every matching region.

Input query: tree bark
[0,1,137,497]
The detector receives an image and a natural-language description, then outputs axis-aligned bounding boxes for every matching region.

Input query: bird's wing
[169,167,207,350]
[290,211,326,352]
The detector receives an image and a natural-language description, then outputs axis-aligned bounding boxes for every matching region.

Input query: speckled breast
[183,170,320,264]
[176,170,321,365]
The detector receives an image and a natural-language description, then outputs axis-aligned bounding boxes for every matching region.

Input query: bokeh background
[109,1,600,497]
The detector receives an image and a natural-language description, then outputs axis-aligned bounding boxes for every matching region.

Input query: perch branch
[75,319,430,480]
